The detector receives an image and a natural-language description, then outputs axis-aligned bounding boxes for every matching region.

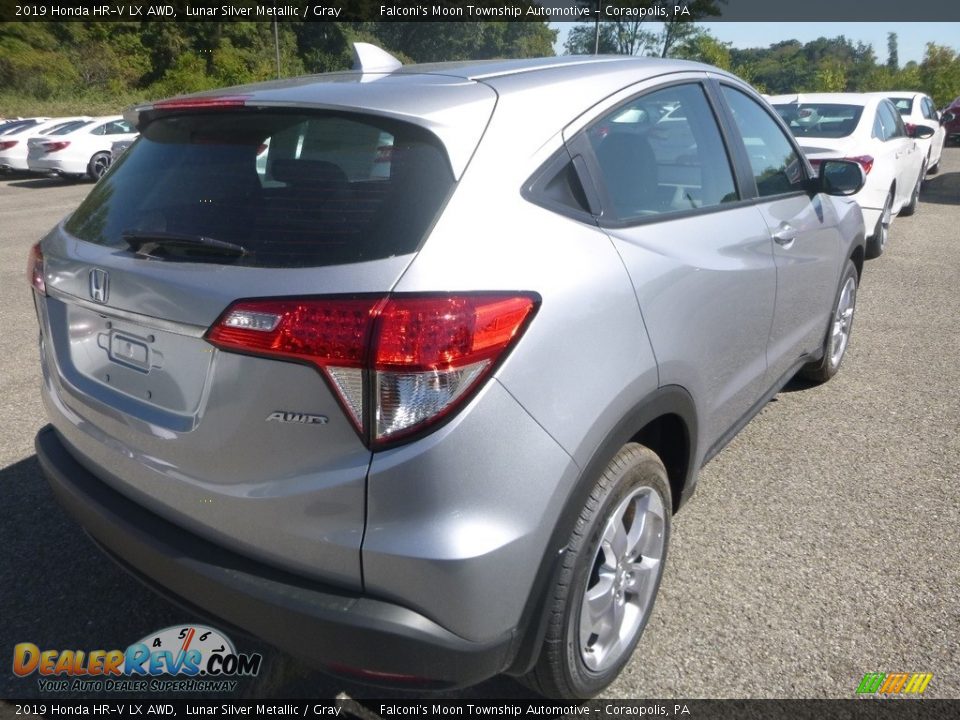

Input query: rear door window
[585,82,738,222]
[65,111,454,268]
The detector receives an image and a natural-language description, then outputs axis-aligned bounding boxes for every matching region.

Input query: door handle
[773,225,796,246]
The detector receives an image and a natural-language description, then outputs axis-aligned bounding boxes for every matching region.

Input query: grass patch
[0,92,153,118]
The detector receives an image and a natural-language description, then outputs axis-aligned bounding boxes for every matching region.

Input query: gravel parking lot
[1,152,958,701]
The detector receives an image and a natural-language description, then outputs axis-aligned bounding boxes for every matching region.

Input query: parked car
[31,49,866,698]
[942,97,960,145]
[0,117,49,136]
[0,116,92,172]
[879,91,946,174]
[110,135,137,161]
[27,115,137,181]
[770,93,934,258]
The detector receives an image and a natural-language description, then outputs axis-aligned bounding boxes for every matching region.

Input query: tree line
[1,20,958,114]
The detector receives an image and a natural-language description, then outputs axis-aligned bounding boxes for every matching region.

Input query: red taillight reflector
[28,242,45,294]
[43,141,70,153]
[207,298,379,368]
[153,95,250,110]
[0,140,17,151]
[206,293,538,447]
[374,296,535,371]
[845,155,874,175]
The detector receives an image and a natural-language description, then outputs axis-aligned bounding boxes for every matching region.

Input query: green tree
[887,32,898,72]
[671,28,732,70]
[919,43,960,107]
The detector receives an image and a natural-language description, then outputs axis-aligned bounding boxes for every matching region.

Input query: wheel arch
[505,384,699,676]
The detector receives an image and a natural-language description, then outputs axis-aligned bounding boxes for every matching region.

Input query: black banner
[1,0,960,23]
[2,699,960,720]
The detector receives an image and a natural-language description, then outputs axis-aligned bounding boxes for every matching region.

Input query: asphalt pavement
[1,154,958,702]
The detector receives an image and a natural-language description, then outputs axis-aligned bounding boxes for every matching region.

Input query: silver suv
[31,51,866,698]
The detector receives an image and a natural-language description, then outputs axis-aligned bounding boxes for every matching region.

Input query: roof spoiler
[352,42,402,74]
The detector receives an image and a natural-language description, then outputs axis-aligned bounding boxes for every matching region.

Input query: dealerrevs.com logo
[856,672,933,697]
[13,625,262,693]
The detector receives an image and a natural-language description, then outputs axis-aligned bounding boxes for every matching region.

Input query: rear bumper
[35,424,514,688]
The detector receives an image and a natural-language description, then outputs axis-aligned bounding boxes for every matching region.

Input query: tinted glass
[65,111,454,268]
[772,103,864,138]
[890,97,913,115]
[877,101,905,139]
[50,120,93,136]
[0,119,40,135]
[724,88,805,197]
[587,83,737,220]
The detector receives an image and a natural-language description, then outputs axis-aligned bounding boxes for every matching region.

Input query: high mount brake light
[153,95,251,111]
[206,294,539,448]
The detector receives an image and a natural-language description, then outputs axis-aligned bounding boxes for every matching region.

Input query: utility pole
[273,3,281,79]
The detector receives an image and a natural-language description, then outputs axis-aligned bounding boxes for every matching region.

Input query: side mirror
[818,159,865,197]
[908,124,936,139]
[941,112,956,125]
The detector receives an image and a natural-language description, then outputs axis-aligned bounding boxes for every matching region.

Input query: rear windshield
[65,110,455,268]
[889,97,913,115]
[772,103,864,138]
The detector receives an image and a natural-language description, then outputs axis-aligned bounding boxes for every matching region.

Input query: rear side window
[586,82,738,221]
[65,111,454,268]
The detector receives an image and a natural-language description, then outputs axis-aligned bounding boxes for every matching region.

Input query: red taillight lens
[28,242,45,294]
[206,293,538,447]
[845,155,874,175]
[0,140,17,151]
[43,141,70,153]
[904,122,917,135]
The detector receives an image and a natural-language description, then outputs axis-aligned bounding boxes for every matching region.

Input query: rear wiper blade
[121,230,249,259]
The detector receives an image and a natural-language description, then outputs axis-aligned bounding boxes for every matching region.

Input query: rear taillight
[206,293,539,448]
[43,141,70,153]
[845,155,874,175]
[28,242,45,294]
[904,122,917,135]
[0,140,17,151]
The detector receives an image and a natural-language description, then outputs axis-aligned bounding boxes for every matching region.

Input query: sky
[550,22,960,65]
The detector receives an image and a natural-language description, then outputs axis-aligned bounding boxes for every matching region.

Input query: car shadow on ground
[920,170,960,206]
[5,175,83,190]
[0,454,536,702]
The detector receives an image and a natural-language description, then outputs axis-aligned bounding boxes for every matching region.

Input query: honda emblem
[89,268,109,304]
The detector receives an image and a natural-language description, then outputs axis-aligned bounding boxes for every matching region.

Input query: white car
[0,117,92,172]
[769,93,934,258]
[879,91,946,175]
[27,116,137,181]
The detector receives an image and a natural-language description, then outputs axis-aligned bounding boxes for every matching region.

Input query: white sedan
[880,91,947,175]
[769,93,933,258]
[27,116,137,181]
[0,117,92,172]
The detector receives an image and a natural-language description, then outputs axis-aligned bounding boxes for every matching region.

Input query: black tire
[800,259,858,384]
[87,152,111,181]
[866,190,893,259]
[523,443,671,699]
[899,162,924,217]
